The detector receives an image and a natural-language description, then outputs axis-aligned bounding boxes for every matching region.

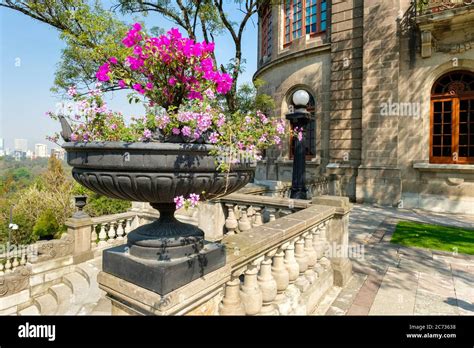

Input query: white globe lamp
[292,90,310,108]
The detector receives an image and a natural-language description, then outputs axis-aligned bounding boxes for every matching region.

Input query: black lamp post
[286,90,311,200]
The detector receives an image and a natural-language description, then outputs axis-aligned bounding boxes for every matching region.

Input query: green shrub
[33,210,63,240]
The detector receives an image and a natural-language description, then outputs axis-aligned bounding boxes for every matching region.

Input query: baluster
[4,256,12,273]
[131,215,140,229]
[272,248,290,304]
[219,276,245,315]
[238,207,252,232]
[91,224,98,248]
[98,224,107,247]
[258,255,278,315]
[304,232,318,284]
[284,242,299,284]
[107,222,117,243]
[320,221,332,269]
[12,253,19,270]
[294,237,310,292]
[116,220,125,240]
[0,261,4,275]
[20,248,27,266]
[312,226,325,276]
[240,265,263,315]
[253,207,263,226]
[247,206,256,227]
[125,218,132,235]
[225,204,238,235]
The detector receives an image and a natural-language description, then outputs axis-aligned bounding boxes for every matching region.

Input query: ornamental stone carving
[0,266,30,297]
[35,233,74,262]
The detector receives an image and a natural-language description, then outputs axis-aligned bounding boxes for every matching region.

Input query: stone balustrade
[90,212,141,249]
[416,0,474,15]
[0,247,29,275]
[251,177,330,199]
[220,193,311,236]
[98,195,353,316]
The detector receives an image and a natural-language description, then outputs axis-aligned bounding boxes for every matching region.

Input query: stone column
[66,213,94,264]
[197,201,226,241]
[312,196,353,286]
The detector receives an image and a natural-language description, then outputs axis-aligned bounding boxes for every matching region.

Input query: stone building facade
[255,0,474,213]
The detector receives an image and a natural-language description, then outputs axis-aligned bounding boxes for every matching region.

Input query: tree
[0,0,130,96]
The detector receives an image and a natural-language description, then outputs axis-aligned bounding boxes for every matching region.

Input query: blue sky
[0,3,258,151]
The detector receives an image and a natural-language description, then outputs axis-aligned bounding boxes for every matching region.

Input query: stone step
[88,257,102,269]
[63,272,90,304]
[77,262,104,302]
[18,304,40,316]
[89,297,112,315]
[76,262,99,286]
[48,284,73,315]
[34,294,58,315]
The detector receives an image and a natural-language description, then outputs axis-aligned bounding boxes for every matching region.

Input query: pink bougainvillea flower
[133,83,145,94]
[118,80,127,89]
[67,85,77,97]
[109,57,118,64]
[133,45,142,56]
[208,132,219,144]
[174,195,185,210]
[215,73,233,94]
[143,129,152,140]
[168,27,181,39]
[181,126,191,137]
[189,193,200,207]
[188,91,203,100]
[96,63,110,82]
[217,114,226,127]
[126,56,144,71]
[168,77,177,86]
[276,121,286,135]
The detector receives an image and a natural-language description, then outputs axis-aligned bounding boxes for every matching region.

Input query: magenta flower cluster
[96,23,233,109]
[174,194,200,210]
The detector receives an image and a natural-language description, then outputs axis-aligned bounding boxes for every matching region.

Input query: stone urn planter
[63,141,254,294]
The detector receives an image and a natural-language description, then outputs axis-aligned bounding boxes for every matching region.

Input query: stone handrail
[416,0,473,15]
[98,196,353,315]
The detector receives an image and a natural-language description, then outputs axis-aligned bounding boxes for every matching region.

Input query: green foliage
[33,210,62,240]
[85,194,131,217]
[234,79,275,115]
[0,154,130,245]
[53,2,131,95]
[391,221,474,255]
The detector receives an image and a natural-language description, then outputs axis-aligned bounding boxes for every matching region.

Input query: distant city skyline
[34,143,48,158]
[0,5,257,150]
[13,138,28,152]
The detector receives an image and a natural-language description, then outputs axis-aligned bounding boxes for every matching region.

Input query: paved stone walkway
[324,204,474,316]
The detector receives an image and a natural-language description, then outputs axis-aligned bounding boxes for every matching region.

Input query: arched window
[430,71,474,164]
[289,92,316,159]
